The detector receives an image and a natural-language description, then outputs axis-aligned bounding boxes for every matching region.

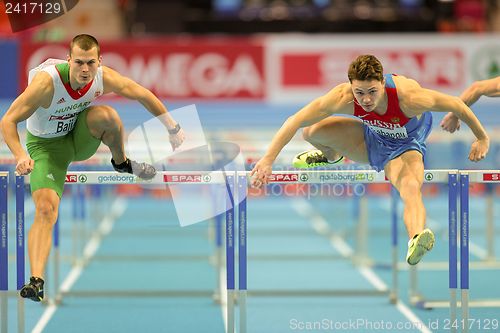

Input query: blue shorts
[364,113,433,171]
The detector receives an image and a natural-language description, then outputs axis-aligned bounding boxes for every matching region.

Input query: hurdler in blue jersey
[252,54,489,265]
[1,34,185,301]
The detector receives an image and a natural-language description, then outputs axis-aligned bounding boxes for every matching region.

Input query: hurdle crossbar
[24,171,230,185]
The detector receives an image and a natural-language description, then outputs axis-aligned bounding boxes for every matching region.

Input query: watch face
[168,124,180,134]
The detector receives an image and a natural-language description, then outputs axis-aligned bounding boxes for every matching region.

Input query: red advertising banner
[281,50,465,90]
[483,173,500,181]
[268,43,466,101]
[19,37,265,100]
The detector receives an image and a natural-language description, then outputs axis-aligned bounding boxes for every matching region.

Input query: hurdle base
[373,260,500,271]
[239,290,247,333]
[389,291,398,304]
[60,290,217,298]
[1,292,7,333]
[17,297,25,333]
[227,290,235,333]
[3,291,21,298]
[413,298,500,309]
[248,289,390,297]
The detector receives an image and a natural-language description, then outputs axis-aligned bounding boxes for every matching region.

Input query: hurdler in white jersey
[1,34,185,303]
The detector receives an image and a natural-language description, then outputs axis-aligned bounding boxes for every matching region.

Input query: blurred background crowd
[1,0,500,41]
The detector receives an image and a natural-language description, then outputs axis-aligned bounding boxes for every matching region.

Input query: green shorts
[26,108,101,197]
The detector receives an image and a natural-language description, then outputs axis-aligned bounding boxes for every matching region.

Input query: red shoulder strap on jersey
[56,66,94,100]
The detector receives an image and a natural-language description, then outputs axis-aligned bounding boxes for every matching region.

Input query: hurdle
[0,173,27,333]
[410,170,500,332]
[236,169,458,333]
[3,171,237,333]
[0,172,9,333]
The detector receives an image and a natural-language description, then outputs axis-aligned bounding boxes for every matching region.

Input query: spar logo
[483,173,500,181]
[78,175,88,183]
[267,173,299,182]
[425,173,434,181]
[65,174,78,183]
[164,174,210,183]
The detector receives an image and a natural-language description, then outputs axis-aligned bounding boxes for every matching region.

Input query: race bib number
[368,125,408,139]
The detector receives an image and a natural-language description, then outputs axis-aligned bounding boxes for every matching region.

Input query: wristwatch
[168,123,181,134]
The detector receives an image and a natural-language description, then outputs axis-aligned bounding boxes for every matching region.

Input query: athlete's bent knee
[399,178,422,201]
[34,199,58,225]
[92,106,119,126]
[302,127,313,141]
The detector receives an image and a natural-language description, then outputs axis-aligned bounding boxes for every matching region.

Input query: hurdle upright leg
[448,172,458,333]
[0,173,9,333]
[225,174,235,333]
[460,173,470,332]
[353,191,368,265]
[390,186,398,304]
[16,176,25,333]
[212,211,223,303]
[238,173,247,333]
[53,214,61,304]
[210,182,225,304]
[485,184,495,261]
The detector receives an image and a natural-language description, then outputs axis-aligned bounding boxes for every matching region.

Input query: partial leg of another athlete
[85,105,156,179]
[20,188,59,301]
[294,117,370,167]
[384,150,434,265]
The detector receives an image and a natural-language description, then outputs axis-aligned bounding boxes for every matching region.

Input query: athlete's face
[68,46,101,89]
[351,79,385,112]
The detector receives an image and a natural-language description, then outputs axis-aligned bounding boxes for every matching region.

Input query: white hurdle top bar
[258,170,500,184]
[18,170,500,185]
[242,169,459,184]
[24,171,230,185]
[463,170,500,183]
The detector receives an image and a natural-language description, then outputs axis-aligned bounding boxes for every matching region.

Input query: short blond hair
[70,34,100,56]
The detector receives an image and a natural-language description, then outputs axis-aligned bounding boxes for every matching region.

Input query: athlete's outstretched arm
[460,76,500,106]
[0,72,52,175]
[441,76,500,132]
[402,85,489,162]
[102,66,184,150]
[250,84,351,186]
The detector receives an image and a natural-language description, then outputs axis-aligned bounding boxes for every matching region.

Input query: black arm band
[168,123,181,134]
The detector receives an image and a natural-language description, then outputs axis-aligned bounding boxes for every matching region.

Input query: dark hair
[69,34,100,56]
[347,55,384,82]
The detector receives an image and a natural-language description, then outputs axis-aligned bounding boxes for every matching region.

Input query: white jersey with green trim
[26,58,104,138]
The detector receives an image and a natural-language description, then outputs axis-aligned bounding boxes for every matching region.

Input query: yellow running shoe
[292,150,344,169]
[406,229,435,265]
